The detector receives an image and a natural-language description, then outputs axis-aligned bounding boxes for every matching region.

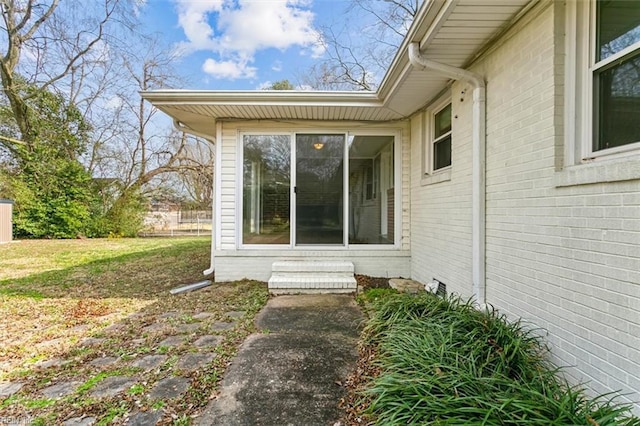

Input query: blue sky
[138,0,354,90]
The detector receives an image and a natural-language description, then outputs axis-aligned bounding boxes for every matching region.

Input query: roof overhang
[142,0,535,137]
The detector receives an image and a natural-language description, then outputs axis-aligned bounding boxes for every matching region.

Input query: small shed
[0,199,14,243]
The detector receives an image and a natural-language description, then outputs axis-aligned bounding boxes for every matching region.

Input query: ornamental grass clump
[362,293,640,425]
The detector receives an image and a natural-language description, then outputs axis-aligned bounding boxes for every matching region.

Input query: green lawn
[0,237,268,424]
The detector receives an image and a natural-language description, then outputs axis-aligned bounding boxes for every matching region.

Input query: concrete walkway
[195,294,363,426]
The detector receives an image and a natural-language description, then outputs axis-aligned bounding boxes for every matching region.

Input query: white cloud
[202,58,257,80]
[216,0,322,56]
[173,0,324,80]
[271,61,283,72]
[105,95,124,110]
[174,0,226,53]
[256,81,273,90]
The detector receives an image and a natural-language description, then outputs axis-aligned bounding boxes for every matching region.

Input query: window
[433,103,452,170]
[423,95,452,179]
[364,163,374,200]
[592,0,640,152]
[363,157,381,201]
[559,0,640,185]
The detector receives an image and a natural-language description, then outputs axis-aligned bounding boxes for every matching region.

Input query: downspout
[408,43,487,306]
[173,119,217,277]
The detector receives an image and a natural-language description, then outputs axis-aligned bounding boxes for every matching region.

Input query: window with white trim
[592,0,640,153]
[424,95,452,177]
[433,103,452,170]
[567,0,640,166]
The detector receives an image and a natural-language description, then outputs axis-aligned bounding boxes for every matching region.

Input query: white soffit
[142,0,533,136]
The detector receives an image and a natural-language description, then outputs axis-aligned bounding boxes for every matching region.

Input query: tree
[267,80,295,90]
[86,44,215,235]
[1,1,214,237]
[301,0,420,91]
[174,135,214,210]
[0,0,140,237]
[0,83,97,237]
[0,0,134,149]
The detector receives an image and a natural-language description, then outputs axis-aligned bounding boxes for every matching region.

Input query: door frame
[236,128,401,250]
[292,132,348,247]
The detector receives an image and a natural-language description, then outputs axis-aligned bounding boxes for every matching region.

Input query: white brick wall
[410,91,474,297]
[410,2,640,412]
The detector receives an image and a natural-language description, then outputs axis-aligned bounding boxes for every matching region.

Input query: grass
[0,237,269,424]
[346,291,640,425]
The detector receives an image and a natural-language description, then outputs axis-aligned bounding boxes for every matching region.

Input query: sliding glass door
[295,134,345,245]
[241,132,395,247]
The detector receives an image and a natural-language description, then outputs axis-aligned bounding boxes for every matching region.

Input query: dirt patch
[355,274,391,290]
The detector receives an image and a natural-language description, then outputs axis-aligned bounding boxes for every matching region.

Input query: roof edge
[141,89,381,105]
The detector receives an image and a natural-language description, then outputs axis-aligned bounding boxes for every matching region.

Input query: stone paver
[0,381,23,397]
[36,337,64,350]
[126,410,162,426]
[34,357,66,369]
[149,377,190,400]
[70,324,90,333]
[210,322,234,331]
[158,335,185,347]
[63,416,96,426]
[80,337,106,347]
[132,338,147,345]
[90,375,136,398]
[224,311,246,320]
[103,323,125,333]
[175,353,216,372]
[131,355,167,371]
[41,381,82,398]
[174,323,201,334]
[89,356,118,367]
[193,312,213,320]
[159,311,180,319]
[194,335,223,348]
[142,323,167,334]
[389,278,424,294]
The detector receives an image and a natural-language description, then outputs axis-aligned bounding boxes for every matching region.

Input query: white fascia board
[141,90,382,107]
[377,0,450,101]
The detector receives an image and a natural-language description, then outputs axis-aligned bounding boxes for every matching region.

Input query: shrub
[361,293,640,425]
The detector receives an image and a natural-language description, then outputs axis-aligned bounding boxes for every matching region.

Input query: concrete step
[268,260,357,294]
[271,260,354,274]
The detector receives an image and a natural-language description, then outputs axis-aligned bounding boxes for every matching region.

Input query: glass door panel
[295,134,345,245]
[242,135,291,245]
[347,135,394,244]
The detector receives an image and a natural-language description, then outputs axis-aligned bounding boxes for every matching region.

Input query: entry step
[271,260,354,275]
[268,260,357,294]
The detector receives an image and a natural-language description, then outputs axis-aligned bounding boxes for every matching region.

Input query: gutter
[408,43,487,306]
[173,119,217,277]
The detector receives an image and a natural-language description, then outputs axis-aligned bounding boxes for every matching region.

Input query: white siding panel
[215,250,411,282]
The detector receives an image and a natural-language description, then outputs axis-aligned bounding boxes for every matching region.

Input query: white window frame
[236,128,403,249]
[566,0,640,164]
[559,0,640,186]
[237,131,293,249]
[422,93,452,185]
